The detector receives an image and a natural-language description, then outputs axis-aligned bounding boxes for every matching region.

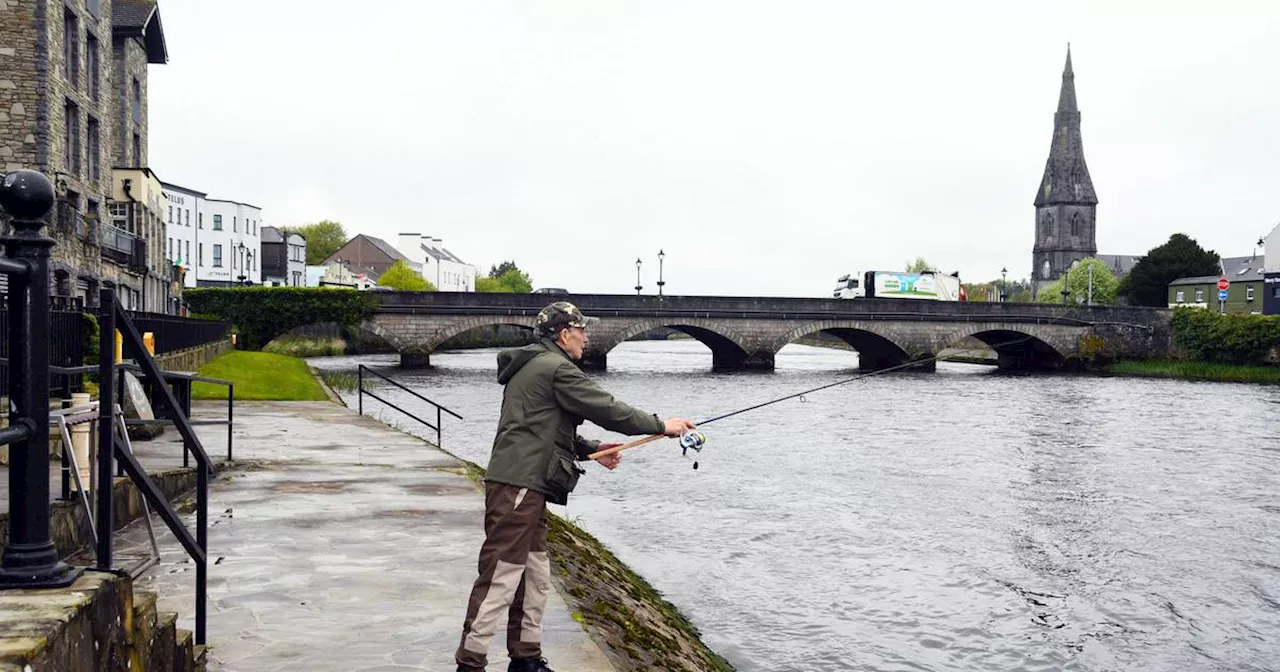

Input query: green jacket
[484,338,666,504]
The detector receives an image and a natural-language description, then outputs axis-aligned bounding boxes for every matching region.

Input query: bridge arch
[363,313,538,367]
[769,320,922,371]
[584,317,763,371]
[938,323,1075,370]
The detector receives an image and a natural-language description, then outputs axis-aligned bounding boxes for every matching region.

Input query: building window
[86,116,100,181]
[64,100,81,174]
[198,212,203,228]
[186,240,190,262]
[213,214,222,230]
[185,209,190,226]
[86,32,99,100]
[213,244,223,267]
[198,242,203,265]
[1175,290,1184,302]
[1070,212,1082,237]
[168,237,173,259]
[233,216,237,232]
[168,206,173,223]
[1195,289,1204,302]
[132,133,141,166]
[86,0,100,16]
[1041,212,1053,238]
[132,78,141,123]
[64,10,79,87]
[1247,286,1255,301]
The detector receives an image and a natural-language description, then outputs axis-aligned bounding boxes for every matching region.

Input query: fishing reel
[679,431,707,470]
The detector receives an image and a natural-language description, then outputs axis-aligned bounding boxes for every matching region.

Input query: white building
[306,262,378,290]
[160,182,204,289]
[197,199,263,287]
[396,233,476,292]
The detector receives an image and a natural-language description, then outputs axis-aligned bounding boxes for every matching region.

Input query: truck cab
[832,273,866,299]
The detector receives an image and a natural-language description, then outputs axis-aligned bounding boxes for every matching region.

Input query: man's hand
[662,417,697,437]
[595,443,622,470]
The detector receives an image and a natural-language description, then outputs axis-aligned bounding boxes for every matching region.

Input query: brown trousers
[456,482,551,669]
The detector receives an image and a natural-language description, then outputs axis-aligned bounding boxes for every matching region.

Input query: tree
[489,260,520,278]
[477,262,534,293]
[282,220,348,265]
[905,257,936,273]
[1119,234,1220,307]
[377,259,436,291]
[1035,257,1119,305]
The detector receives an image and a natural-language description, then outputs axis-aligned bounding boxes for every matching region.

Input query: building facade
[0,0,171,310]
[160,180,202,288]
[1167,256,1266,315]
[260,227,307,287]
[396,233,476,291]
[195,199,261,287]
[1031,48,1098,297]
[323,234,418,281]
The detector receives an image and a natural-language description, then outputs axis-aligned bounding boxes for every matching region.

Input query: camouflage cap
[536,301,599,333]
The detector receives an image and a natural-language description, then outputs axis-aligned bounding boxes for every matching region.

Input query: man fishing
[456,301,696,672]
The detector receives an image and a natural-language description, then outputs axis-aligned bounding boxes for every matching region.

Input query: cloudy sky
[148,1,1280,297]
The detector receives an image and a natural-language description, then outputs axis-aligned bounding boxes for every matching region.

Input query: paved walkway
[115,401,614,671]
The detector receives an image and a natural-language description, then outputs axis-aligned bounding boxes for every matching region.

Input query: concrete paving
[112,401,614,671]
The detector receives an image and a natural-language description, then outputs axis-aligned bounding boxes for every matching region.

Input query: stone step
[148,612,179,671]
[174,628,195,672]
[193,644,208,672]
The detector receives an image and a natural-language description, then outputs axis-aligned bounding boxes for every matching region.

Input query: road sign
[1218,289,1229,301]
[1217,277,1230,290]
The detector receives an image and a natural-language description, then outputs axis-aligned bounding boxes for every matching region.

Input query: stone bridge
[363,293,1174,371]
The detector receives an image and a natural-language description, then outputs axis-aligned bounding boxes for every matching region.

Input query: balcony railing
[100,223,145,269]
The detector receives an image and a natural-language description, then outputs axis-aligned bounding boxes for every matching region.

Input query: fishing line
[587,306,1148,466]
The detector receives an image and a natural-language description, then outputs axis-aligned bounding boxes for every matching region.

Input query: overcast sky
[148,1,1280,297]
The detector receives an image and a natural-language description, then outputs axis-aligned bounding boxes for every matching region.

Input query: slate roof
[112,0,168,64]
[1034,47,1098,207]
[1221,255,1265,281]
[260,227,285,244]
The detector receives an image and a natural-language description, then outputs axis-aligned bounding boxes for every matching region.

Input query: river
[309,341,1280,672]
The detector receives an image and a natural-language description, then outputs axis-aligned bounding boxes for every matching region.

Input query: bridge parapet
[367,292,1173,371]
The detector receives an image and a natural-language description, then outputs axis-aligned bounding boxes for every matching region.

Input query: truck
[832,271,967,301]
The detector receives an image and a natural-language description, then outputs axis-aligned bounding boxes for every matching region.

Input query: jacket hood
[496,338,570,383]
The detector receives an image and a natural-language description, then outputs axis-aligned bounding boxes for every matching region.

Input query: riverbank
[1106,359,1280,384]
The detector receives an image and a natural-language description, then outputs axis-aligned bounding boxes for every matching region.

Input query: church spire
[1034,44,1096,207]
[1058,45,1077,113]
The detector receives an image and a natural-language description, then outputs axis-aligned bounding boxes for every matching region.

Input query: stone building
[0,0,173,311]
[323,234,419,281]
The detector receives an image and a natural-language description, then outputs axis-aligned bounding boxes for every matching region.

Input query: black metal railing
[98,287,212,644]
[357,364,462,447]
[0,309,91,398]
[122,311,229,357]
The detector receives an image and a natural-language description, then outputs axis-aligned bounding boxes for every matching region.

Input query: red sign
[1217,277,1230,290]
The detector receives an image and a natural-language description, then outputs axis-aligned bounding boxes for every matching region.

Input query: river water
[310,341,1280,672]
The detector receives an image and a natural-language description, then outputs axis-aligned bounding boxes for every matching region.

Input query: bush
[1171,308,1280,365]
[185,287,379,350]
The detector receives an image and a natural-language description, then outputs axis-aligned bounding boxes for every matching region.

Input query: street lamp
[657,249,665,298]
[1000,267,1008,302]
[635,257,643,296]
[236,242,248,286]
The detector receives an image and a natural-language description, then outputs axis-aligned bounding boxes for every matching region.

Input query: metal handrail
[357,364,462,448]
[98,291,211,645]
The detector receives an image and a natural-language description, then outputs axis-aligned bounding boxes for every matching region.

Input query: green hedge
[1171,308,1280,365]
[184,287,379,350]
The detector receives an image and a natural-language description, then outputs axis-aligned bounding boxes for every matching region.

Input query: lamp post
[634,257,643,296]
[657,249,665,298]
[1000,267,1008,302]
[236,242,247,286]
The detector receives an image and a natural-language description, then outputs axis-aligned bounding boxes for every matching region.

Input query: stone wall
[154,338,233,373]
[0,0,44,173]
[0,571,205,670]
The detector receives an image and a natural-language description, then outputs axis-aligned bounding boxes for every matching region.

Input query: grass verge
[1106,359,1280,384]
[262,336,348,358]
[191,351,329,400]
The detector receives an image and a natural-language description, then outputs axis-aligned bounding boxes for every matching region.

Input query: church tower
[1032,46,1098,296]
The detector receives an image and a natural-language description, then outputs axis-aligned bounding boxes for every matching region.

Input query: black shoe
[508,657,555,672]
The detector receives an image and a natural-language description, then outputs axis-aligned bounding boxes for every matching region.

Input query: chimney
[398,233,423,265]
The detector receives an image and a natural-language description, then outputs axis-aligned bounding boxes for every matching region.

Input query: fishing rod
[587,306,1140,467]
